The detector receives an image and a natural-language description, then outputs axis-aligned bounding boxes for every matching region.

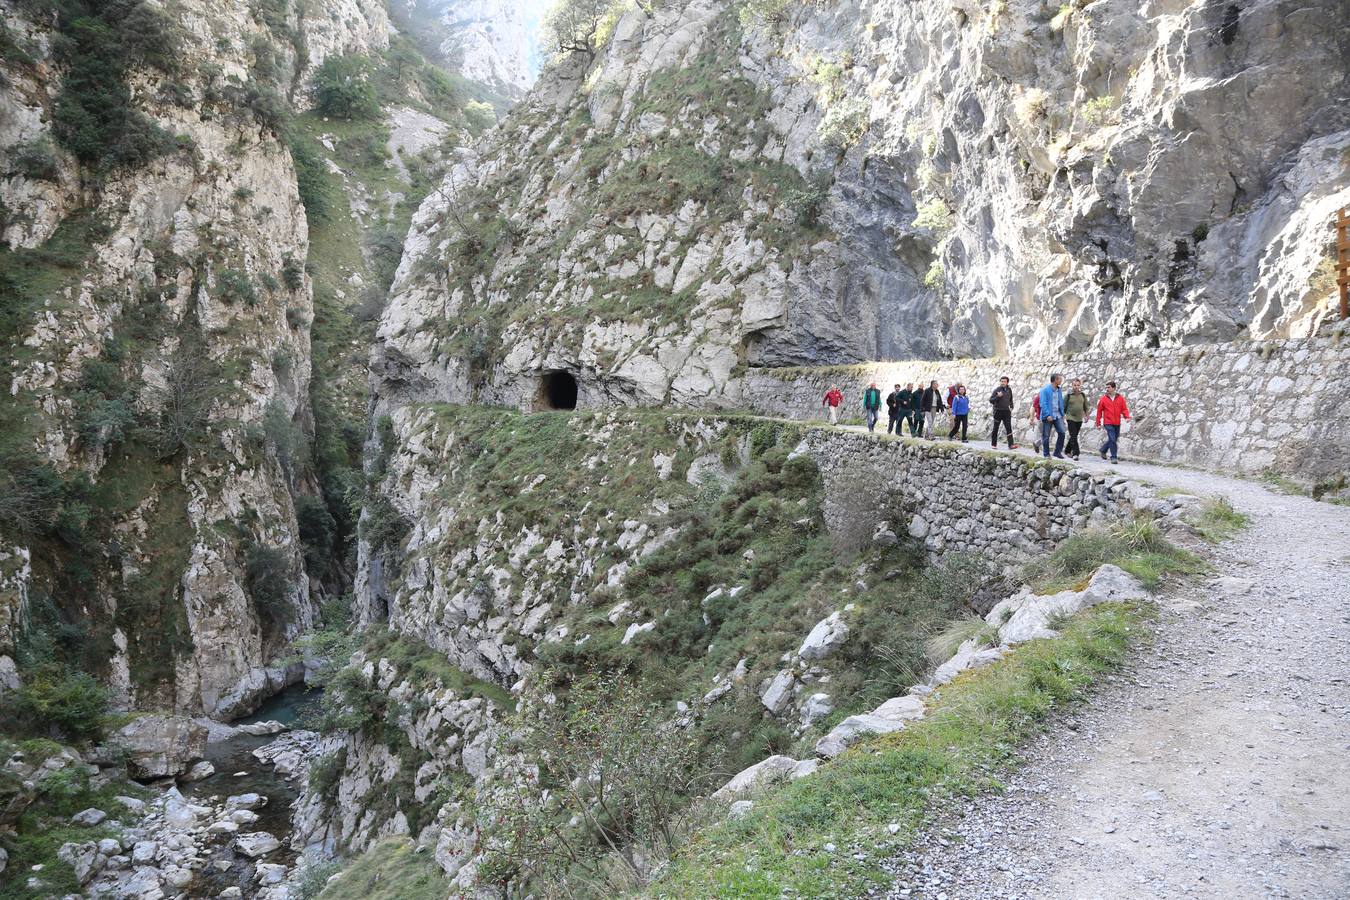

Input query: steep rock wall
[741,334,1350,479]
[374,0,1350,411]
[0,0,386,716]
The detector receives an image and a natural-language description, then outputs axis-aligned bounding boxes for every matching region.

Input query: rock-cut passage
[539,369,578,410]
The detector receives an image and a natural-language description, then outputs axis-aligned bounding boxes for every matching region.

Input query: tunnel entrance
[539,369,578,410]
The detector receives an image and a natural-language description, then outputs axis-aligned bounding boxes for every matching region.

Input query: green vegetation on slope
[645,604,1145,898]
[0,739,150,899]
[312,838,451,900]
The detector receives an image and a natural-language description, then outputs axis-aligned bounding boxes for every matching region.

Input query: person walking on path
[822,385,843,425]
[905,382,923,436]
[1063,378,1090,460]
[863,382,883,433]
[1028,392,1042,453]
[1095,381,1131,464]
[886,384,905,435]
[895,383,916,436]
[989,376,1017,449]
[947,385,970,442]
[1038,374,1067,459]
[920,380,945,439]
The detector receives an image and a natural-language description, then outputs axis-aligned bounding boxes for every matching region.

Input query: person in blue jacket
[1037,373,1067,459]
[946,385,971,442]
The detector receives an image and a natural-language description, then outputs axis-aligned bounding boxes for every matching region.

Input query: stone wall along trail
[884,455,1350,900]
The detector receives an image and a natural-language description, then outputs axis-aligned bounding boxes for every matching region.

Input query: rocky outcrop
[0,0,389,717]
[110,715,208,781]
[375,0,1349,411]
[414,0,546,98]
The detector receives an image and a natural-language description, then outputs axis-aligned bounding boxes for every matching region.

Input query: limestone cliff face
[374,0,1349,410]
[402,0,546,98]
[0,0,386,717]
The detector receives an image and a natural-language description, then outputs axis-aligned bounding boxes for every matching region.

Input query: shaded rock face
[376,0,1348,410]
[0,0,388,717]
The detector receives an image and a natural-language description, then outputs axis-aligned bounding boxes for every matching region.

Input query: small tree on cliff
[540,0,625,61]
[475,672,712,894]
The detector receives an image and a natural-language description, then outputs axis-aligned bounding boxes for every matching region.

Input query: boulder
[131,841,159,865]
[728,800,754,819]
[70,807,108,827]
[759,669,796,714]
[113,715,208,780]
[180,760,215,782]
[789,758,820,779]
[255,862,286,885]
[57,841,102,884]
[711,755,799,801]
[234,832,281,858]
[797,612,849,660]
[798,692,833,727]
[815,714,907,758]
[237,720,287,737]
[225,792,267,811]
[120,866,165,900]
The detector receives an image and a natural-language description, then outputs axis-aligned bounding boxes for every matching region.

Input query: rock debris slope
[886,458,1350,899]
[374,0,1350,410]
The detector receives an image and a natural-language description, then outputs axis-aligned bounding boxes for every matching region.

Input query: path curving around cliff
[880,454,1350,899]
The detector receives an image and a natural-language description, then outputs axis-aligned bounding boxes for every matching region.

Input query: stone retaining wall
[796,428,1138,559]
[742,336,1350,480]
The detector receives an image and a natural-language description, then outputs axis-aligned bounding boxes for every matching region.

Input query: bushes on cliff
[0,665,109,743]
[312,54,380,120]
[43,0,183,172]
[477,673,712,894]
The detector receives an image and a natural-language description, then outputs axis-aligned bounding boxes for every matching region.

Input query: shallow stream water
[178,684,323,897]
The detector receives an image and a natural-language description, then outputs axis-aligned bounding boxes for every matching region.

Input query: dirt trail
[879,453,1350,899]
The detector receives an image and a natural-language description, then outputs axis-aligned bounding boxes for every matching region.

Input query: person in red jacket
[822,384,844,425]
[1095,381,1131,464]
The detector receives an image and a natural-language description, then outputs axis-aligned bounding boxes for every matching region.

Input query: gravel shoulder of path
[882,457,1350,900]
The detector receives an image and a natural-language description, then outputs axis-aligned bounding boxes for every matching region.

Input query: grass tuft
[924,615,997,665]
[1187,496,1248,543]
[1020,517,1204,593]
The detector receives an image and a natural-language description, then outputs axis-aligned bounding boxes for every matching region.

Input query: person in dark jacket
[885,384,905,435]
[905,383,922,435]
[989,376,1016,449]
[947,385,970,442]
[1063,377,1090,460]
[863,382,883,432]
[920,380,945,439]
[895,383,915,436]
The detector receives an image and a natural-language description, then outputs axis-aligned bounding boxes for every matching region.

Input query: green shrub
[0,665,109,743]
[11,136,61,181]
[48,0,181,171]
[463,99,496,133]
[816,97,868,151]
[312,54,379,120]
[913,198,953,234]
[282,255,305,290]
[296,494,337,572]
[216,268,258,305]
[244,544,293,632]
[290,136,334,222]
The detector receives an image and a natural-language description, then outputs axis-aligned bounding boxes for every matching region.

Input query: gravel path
[881,454,1350,899]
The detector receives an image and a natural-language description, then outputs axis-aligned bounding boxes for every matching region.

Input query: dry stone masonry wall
[744,335,1350,480]
[796,428,1135,558]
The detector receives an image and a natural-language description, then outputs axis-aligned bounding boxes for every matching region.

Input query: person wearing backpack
[822,385,844,424]
[1095,381,1131,463]
[947,385,970,442]
[863,382,883,432]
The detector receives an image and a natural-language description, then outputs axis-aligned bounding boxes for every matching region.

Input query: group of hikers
[821,374,1133,463]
